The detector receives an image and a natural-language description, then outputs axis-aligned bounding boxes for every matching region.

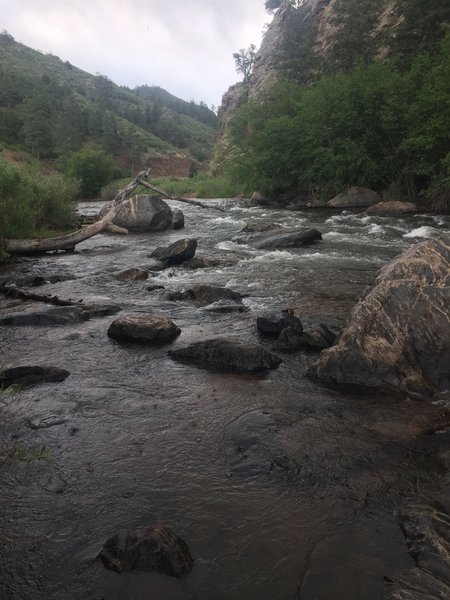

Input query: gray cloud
[2,0,270,106]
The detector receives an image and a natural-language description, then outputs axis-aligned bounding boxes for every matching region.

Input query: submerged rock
[98,194,173,232]
[239,221,283,234]
[168,337,282,372]
[108,313,181,345]
[99,526,194,578]
[115,267,149,282]
[327,186,380,208]
[1,366,70,387]
[309,237,450,398]
[151,238,197,265]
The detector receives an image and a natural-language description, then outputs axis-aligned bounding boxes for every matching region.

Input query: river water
[1,200,449,600]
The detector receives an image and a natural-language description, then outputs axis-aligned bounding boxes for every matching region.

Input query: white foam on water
[211,216,246,226]
[323,231,353,242]
[246,250,297,263]
[367,224,386,236]
[216,240,251,252]
[403,226,439,239]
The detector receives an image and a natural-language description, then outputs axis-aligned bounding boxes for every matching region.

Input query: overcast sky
[3,0,270,108]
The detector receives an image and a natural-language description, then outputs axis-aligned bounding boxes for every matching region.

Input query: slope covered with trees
[0,31,218,168]
[220,0,450,209]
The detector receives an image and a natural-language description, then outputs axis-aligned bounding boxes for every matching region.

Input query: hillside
[0,31,218,171]
[217,0,450,209]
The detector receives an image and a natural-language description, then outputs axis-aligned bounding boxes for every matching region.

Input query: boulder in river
[1,366,70,387]
[327,186,380,208]
[115,267,149,282]
[108,313,181,345]
[239,221,283,234]
[98,194,173,232]
[150,238,197,265]
[171,208,185,230]
[99,526,194,578]
[168,337,282,372]
[257,310,303,337]
[249,191,270,206]
[234,227,322,249]
[190,284,243,305]
[308,237,450,398]
[364,201,417,216]
[0,304,121,327]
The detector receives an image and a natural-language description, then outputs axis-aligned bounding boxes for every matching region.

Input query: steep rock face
[309,237,450,398]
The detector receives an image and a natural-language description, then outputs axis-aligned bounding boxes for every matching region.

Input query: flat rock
[327,186,380,208]
[0,304,121,327]
[309,237,450,398]
[99,526,194,578]
[151,238,197,265]
[168,337,282,372]
[1,366,70,387]
[108,313,181,345]
[234,228,322,249]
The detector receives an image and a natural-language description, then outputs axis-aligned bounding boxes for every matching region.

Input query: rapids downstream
[1,200,450,600]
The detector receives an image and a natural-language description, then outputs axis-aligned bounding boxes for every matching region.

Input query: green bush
[57,148,115,198]
[0,158,78,241]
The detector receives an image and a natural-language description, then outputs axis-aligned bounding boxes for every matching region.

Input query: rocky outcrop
[98,194,173,232]
[364,201,417,216]
[99,526,194,578]
[108,314,181,345]
[327,187,380,208]
[168,338,282,372]
[309,237,450,398]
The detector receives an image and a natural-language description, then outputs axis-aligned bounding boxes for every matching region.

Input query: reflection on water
[1,200,449,600]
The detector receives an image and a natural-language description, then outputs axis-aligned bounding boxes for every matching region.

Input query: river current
[1,200,449,600]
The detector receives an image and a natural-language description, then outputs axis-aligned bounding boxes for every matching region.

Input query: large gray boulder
[233,227,322,249]
[98,194,173,232]
[108,313,181,345]
[327,186,380,208]
[151,239,197,265]
[364,201,417,216]
[308,237,450,398]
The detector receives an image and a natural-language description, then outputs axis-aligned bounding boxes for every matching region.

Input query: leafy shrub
[57,148,115,198]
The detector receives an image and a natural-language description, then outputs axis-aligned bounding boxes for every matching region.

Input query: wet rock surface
[257,310,303,336]
[365,201,418,216]
[1,366,70,387]
[234,227,322,249]
[171,208,185,230]
[108,313,181,345]
[98,194,173,232]
[150,238,197,265]
[114,267,149,282]
[169,337,282,372]
[99,526,194,578]
[0,304,121,326]
[310,237,450,398]
[327,186,380,208]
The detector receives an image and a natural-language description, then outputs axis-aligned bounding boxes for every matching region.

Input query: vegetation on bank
[0,158,77,241]
[223,31,450,207]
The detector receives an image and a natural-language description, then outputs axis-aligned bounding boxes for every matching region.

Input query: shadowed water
[1,200,449,600]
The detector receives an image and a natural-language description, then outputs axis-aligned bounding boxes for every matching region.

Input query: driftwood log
[2,170,223,256]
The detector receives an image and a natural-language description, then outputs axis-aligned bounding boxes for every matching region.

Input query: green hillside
[0,31,218,169]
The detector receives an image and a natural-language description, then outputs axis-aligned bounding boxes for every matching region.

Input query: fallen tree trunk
[138,180,226,212]
[3,170,151,256]
[0,284,83,306]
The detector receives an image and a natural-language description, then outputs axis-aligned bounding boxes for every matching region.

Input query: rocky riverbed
[1,199,449,600]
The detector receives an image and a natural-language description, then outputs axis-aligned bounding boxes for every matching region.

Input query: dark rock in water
[162,289,195,302]
[382,499,450,599]
[274,323,338,354]
[31,276,47,287]
[0,304,121,327]
[234,228,322,249]
[190,284,242,305]
[257,310,302,336]
[327,186,380,208]
[168,337,282,372]
[364,201,417,216]
[1,366,70,387]
[151,238,197,265]
[171,208,185,230]
[98,194,173,232]
[108,313,181,345]
[99,526,194,578]
[181,257,226,270]
[239,221,283,234]
[309,237,450,398]
[249,191,270,206]
[146,284,165,292]
[115,268,149,282]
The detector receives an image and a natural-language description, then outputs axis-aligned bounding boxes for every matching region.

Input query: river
[1,200,449,600]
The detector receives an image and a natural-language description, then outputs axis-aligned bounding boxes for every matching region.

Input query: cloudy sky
[3,0,270,108]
